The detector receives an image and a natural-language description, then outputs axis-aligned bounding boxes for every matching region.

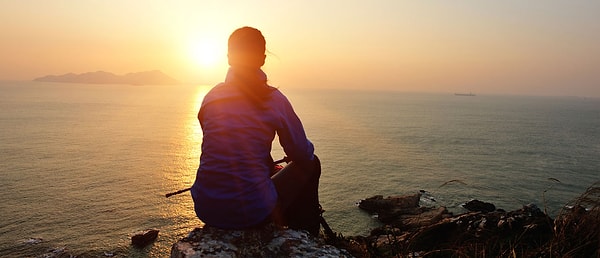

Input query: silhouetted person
[191,26,322,235]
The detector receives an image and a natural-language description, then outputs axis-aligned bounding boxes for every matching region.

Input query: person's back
[191,27,321,234]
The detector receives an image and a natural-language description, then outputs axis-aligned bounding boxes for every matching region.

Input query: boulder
[358,193,451,229]
[358,193,421,214]
[463,199,496,213]
[131,229,159,248]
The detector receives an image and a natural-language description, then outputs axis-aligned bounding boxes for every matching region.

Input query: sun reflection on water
[160,85,210,232]
[169,85,209,188]
[178,86,209,186]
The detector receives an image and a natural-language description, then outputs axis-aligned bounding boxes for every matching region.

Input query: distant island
[33,70,180,85]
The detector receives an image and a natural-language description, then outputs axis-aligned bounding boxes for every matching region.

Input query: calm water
[1,81,598,257]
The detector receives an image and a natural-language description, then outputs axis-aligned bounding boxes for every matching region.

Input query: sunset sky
[1,1,599,97]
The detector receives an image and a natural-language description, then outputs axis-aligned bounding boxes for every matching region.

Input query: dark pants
[270,155,321,235]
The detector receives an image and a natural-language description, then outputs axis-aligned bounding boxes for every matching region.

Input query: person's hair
[227,27,275,109]
[228,27,266,68]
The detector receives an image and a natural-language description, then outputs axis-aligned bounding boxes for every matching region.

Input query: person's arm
[276,96,314,163]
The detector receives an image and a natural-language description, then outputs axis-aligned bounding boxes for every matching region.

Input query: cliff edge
[170,224,353,257]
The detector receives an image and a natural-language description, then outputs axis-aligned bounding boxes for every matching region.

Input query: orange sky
[1,1,599,97]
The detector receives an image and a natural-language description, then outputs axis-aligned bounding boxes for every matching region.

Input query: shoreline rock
[340,188,598,257]
[352,194,554,255]
[131,229,159,248]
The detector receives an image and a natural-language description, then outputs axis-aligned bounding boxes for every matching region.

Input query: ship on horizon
[454,92,476,96]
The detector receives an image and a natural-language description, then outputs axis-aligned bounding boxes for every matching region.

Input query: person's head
[228,27,266,69]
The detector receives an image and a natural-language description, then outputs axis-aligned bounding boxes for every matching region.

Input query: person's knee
[311,154,321,179]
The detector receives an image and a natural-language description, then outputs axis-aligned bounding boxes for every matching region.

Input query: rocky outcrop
[170,224,353,258]
[345,193,557,257]
[405,204,553,252]
[358,192,454,229]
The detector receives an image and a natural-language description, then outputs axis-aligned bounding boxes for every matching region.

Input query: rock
[170,224,353,258]
[358,193,421,214]
[383,204,553,253]
[351,192,562,256]
[131,229,159,248]
[358,193,451,229]
[463,199,496,213]
[344,183,600,257]
[401,206,451,229]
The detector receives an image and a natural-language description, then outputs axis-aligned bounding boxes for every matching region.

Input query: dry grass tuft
[543,181,600,257]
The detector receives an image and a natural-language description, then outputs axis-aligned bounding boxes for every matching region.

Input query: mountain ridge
[34,70,180,85]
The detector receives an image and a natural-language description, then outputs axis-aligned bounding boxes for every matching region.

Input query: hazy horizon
[1,1,599,97]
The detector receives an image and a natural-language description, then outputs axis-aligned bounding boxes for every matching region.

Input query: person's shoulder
[267,87,292,105]
[268,86,287,100]
[207,82,227,93]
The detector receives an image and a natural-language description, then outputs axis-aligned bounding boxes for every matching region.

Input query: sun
[189,39,225,69]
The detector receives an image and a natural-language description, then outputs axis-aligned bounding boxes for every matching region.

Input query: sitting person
[190,26,322,235]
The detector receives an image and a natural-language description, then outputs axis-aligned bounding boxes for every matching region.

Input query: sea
[0,81,598,257]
